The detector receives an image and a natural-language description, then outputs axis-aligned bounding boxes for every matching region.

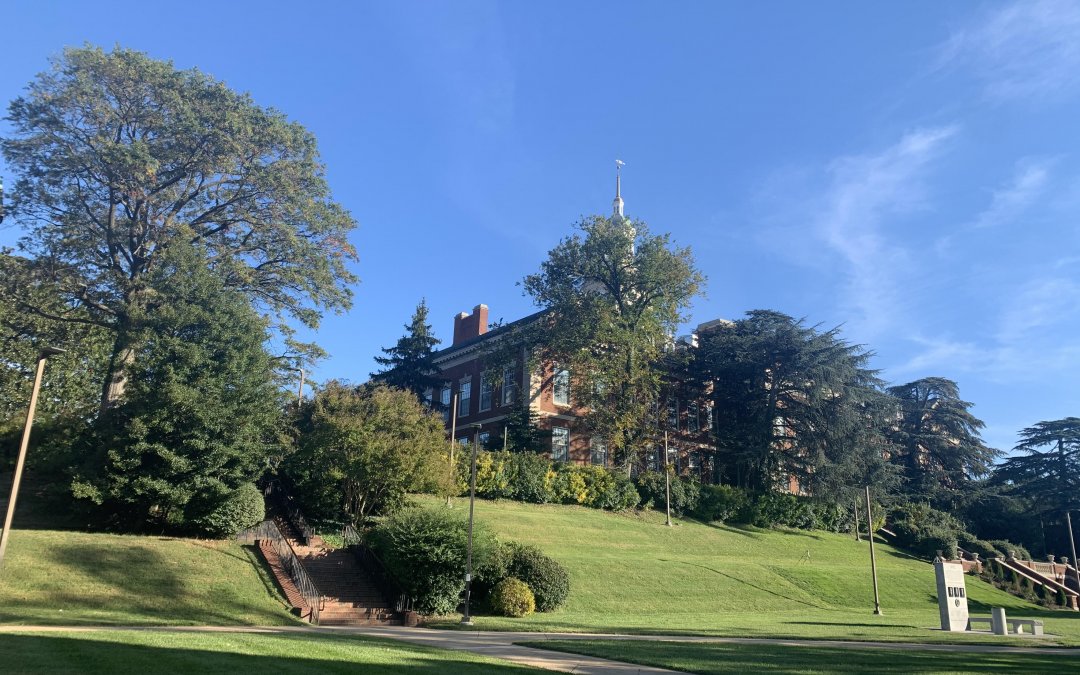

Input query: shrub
[370,507,497,616]
[491,577,535,617]
[888,503,963,559]
[507,543,570,612]
[552,466,589,505]
[957,533,1002,560]
[1058,587,1068,607]
[589,469,640,511]
[192,483,265,538]
[693,485,750,523]
[989,539,1031,561]
[472,451,513,499]
[505,452,554,504]
[634,471,701,515]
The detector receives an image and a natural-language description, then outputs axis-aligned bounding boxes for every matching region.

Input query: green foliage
[192,483,266,538]
[371,507,498,616]
[994,417,1080,518]
[988,539,1031,561]
[504,452,554,503]
[458,450,638,511]
[634,471,701,515]
[70,240,283,531]
[885,378,998,510]
[491,577,536,617]
[370,300,443,401]
[506,543,571,612]
[522,215,704,470]
[502,402,552,453]
[956,532,1003,560]
[288,382,450,523]
[694,310,894,499]
[693,485,751,523]
[1058,587,1068,607]
[2,45,357,409]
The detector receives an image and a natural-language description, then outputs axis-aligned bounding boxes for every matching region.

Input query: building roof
[432,308,549,364]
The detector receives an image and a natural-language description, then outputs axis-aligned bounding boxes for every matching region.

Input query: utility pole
[446,393,458,506]
[853,497,861,542]
[0,347,65,568]
[461,423,480,626]
[1067,512,1080,598]
[664,431,672,527]
[865,485,882,615]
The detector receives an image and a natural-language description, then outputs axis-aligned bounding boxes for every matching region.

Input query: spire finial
[613,159,625,218]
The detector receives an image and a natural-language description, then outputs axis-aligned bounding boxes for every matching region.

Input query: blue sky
[2,1,1079,454]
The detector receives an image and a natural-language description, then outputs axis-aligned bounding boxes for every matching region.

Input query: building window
[479,372,493,412]
[688,401,699,433]
[424,388,433,408]
[501,364,517,405]
[667,398,679,431]
[440,385,451,422]
[705,403,714,431]
[553,366,570,406]
[479,431,490,449]
[459,379,471,417]
[458,436,469,448]
[647,449,660,472]
[590,438,607,466]
[552,426,569,462]
[688,452,699,470]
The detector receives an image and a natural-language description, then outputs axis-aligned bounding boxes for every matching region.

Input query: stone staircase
[269,515,401,626]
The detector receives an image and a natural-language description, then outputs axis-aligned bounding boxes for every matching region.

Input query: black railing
[343,525,413,613]
[264,479,316,545]
[238,518,325,624]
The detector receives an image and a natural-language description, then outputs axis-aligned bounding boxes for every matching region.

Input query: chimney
[452,304,489,346]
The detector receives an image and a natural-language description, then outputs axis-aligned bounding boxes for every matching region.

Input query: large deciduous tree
[694,310,893,496]
[2,46,358,410]
[521,215,704,471]
[884,377,998,508]
[371,299,443,401]
[287,382,450,524]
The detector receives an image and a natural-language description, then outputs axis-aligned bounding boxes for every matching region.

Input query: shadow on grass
[703,522,763,539]
[667,559,829,609]
[521,639,1077,674]
[0,541,289,626]
[784,621,922,630]
[0,633,541,674]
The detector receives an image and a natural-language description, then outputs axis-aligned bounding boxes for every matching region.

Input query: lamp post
[0,176,6,224]
[0,347,65,569]
[865,485,882,615]
[461,422,481,626]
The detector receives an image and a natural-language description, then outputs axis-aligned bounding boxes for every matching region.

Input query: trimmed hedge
[506,542,570,612]
[690,485,855,533]
[491,577,535,617]
[634,471,701,515]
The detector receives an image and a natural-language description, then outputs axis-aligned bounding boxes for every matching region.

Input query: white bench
[967,616,1044,636]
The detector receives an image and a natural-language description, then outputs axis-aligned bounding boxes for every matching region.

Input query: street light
[0,176,6,224]
[0,346,66,569]
[461,422,481,626]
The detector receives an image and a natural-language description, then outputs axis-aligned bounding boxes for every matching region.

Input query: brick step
[320,618,403,627]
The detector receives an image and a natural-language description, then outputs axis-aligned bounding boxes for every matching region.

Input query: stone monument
[934,558,969,631]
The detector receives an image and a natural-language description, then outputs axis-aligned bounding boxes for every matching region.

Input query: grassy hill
[0,530,298,626]
[417,496,1080,646]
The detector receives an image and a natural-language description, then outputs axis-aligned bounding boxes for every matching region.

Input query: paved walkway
[3,624,1080,673]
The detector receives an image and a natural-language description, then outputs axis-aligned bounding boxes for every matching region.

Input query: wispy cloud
[815,126,957,336]
[972,158,1053,229]
[894,276,1080,381]
[939,0,1080,101]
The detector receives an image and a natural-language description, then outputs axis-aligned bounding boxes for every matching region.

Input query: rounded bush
[507,452,554,503]
[491,577,535,617]
[508,543,570,612]
[693,485,750,523]
[194,483,265,538]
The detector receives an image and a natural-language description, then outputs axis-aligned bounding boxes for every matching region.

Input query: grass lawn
[0,629,545,674]
[520,639,1080,674]
[415,496,1080,646]
[0,530,298,626]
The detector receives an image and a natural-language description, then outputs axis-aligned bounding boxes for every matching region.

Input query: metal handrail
[264,479,316,545]
[343,528,413,613]
[240,518,325,624]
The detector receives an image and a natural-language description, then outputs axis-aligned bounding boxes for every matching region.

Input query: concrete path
[4,624,1080,673]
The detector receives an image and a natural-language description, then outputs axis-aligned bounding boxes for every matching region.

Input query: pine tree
[371,300,443,401]
[995,418,1080,516]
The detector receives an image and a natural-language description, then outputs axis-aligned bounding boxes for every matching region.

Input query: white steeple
[613,159,625,219]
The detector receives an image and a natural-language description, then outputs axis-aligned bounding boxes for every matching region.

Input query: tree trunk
[100,332,135,413]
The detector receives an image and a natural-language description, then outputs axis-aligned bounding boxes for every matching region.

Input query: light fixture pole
[664,431,673,527]
[461,422,481,626]
[0,347,65,569]
[865,485,882,615]
[1067,511,1080,598]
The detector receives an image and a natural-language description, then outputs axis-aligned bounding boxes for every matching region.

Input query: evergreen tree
[503,400,552,453]
[694,310,890,495]
[885,377,998,509]
[71,238,285,531]
[995,418,1080,516]
[371,299,443,401]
